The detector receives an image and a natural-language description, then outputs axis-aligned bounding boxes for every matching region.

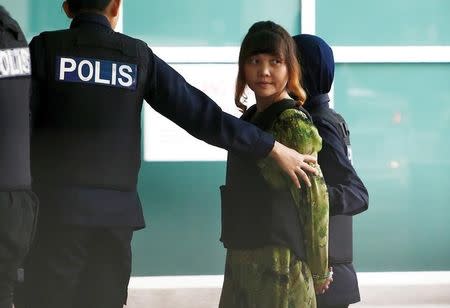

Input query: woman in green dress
[219,21,331,308]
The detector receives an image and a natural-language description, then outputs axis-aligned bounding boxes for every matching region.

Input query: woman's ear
[62,1,74,19]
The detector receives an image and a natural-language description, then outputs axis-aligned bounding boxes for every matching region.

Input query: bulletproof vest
[31,27,149,192]
[312,100,353,264]
[0,7,31,190]
[220,99,310,259]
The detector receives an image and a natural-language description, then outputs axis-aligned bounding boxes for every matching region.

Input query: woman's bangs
[244,31,284,58]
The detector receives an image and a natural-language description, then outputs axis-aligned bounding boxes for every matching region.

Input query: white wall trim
[333,46,450,63]
[152,47,240,63]
[116,1,123,33]
[301,0,316,34]
[152,46,450,64]
[128,272,450,289]
[129,275,223,289]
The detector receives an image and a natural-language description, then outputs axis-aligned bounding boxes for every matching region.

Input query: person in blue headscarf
[292,34,369,308]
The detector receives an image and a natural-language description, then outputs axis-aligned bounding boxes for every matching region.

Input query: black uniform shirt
[30,13,275,228]
[306,98,368,216]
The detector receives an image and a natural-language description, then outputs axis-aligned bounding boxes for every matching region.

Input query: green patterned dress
[219,108,330,308]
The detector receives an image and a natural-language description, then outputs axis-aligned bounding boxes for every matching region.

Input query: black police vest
[220,99,310,259]
[0,7,31,190]
[310,95,353,264]
[31,28,149,192]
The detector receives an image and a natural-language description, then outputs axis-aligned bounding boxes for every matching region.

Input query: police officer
[14,1,318,308]
[293,34,369,308]
[0,6,38,308]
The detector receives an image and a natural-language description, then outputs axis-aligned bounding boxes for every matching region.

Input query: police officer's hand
[269,141,318,188]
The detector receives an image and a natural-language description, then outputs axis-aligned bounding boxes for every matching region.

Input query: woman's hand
[314,267,333,295]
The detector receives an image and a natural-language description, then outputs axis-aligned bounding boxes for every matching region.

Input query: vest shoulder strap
[252,99,312,130]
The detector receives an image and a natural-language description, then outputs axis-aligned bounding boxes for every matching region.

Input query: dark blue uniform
[16,12,277,308]
[293,34,369,307]
[0,6,38,308]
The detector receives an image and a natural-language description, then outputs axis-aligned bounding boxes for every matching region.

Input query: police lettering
[56,56,137,90]
[0,48,31,78]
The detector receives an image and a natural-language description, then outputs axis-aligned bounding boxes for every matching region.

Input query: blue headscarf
[292,34,334,107]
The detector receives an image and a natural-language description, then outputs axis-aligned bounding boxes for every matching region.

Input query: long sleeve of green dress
[258,108,330,288]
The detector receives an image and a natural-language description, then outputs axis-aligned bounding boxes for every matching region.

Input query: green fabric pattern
[219,247,316,308]
[219,108,330,308]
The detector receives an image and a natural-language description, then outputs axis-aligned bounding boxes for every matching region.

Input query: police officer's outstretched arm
[144,55,317,188]
[316,121,368,215]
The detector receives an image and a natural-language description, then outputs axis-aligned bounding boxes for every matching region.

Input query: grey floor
[125,272,450,308]
[126,287,450,308]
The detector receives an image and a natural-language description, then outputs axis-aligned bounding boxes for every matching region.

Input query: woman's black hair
[235,21,306,111]
[240,21,286,60]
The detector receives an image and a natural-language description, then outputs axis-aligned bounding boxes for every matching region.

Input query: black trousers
[14,225,134,308]
[0,191,38,308]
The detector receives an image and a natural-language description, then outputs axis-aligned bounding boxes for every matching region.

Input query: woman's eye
[271,59,282,64]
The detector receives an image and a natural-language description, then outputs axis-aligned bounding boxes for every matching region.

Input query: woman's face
[244,53,289,107]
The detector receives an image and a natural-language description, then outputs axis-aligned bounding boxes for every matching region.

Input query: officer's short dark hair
[66,0,112,14]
